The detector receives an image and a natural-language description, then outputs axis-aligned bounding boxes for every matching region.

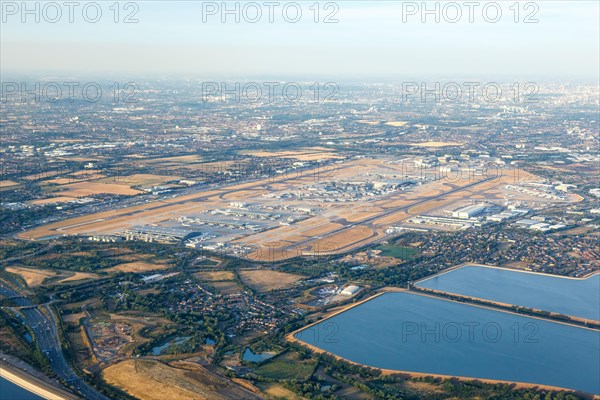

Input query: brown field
[409,141,463,147]
[314,226,374,251]
[145,155,203,164]
[22,170,63,181]
[56,155,102,161]
[102,360,259,400]
[258,383,307,400]
[72,169,105,177]
[57,272,99,284]
[98,174,183,187]
[343,210,383,223]
[0,180,19,188]
[301,222,344,237]
[43,178,79,185]
[62,312,85,324]
[104,261,169,273]
[5,267,57,287]
[48,182,142,197]
[210,280,242,295]
[195,271,236,281]
[29,196,77,205]
[384,121,408,127]
[242,148,342,161]
[239,269,305,292]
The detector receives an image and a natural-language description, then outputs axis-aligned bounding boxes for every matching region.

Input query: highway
[0,283,111,400]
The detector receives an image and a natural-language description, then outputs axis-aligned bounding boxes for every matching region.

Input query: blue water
[416,266,600,321]
[295,292,600,394]
[151,336,191,356]
[0,376,44,400]
[242,348,275,362]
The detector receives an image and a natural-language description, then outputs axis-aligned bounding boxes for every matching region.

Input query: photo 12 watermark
[200,81,339,104]
[400,320,539,344]
[200,1,339,23]
[1,81,139,103]
[400,1,539,23]
[1,1,140,23]
[400,81,539,104]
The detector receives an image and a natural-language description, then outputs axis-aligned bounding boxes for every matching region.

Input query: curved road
[0,283,110,400]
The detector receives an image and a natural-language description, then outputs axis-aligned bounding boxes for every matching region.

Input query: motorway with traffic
[0,282,110,400]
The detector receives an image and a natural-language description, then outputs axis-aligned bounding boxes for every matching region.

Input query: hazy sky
[1,1,599,80]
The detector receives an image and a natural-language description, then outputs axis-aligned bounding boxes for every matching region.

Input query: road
[0,283,111,400]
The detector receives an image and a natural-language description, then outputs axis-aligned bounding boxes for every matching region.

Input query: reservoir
[0,376,44,400]
[415,265,600,321]
[294,292,600,394]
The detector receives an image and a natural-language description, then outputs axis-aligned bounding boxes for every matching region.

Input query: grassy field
[374,244,419,260]
[253,351,316,381]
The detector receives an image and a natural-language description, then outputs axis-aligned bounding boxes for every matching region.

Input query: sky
[1,1,599,81]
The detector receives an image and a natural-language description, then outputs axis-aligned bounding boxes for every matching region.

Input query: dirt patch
[105,261,169,273]
[239,269,305,292]
[258,382,307,399]
[49,182,142,197]
[0,180,19,188]
[210,281,242,295]
[102,359,259,400]
[195,271,235,281]
[58,272,99,284]
[29,196,77,205]
[408,141,463,147]
[5,267,57,287]
[99,174,183,187]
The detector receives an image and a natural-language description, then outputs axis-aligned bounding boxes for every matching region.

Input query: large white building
[452,204,486,219]
[341,285,360,296]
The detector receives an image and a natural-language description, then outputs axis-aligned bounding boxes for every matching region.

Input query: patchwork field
[239,269,305,292]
